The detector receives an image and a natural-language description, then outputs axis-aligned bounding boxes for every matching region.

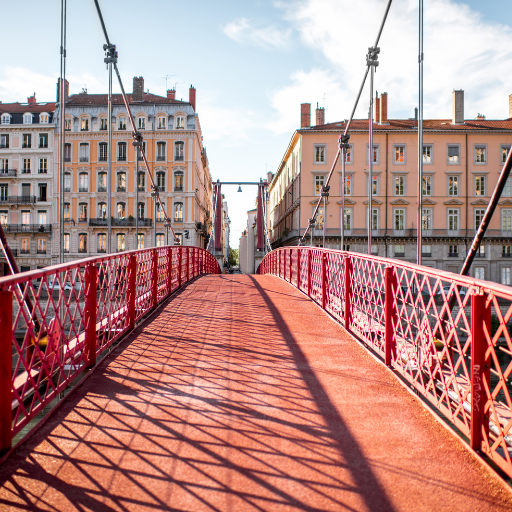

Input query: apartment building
[52,77,213,262]
[0,94,55,274]
[269,90,512,284]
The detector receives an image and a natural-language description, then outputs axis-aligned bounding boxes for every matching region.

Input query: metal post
[297,248,301,289]
[368,72,374,256]
[135,140,139,250]
[470,290,491,451]
[321,252,327,309]
[128,254,136,329]
[344,257,352,329]
[186,248,190,283]
[385,265,397,366]
[307,249,311,297]
[322,195,326,248]
[152,249,158,308]
[417,0,424,265]
[0,290,13,452]
[85,263,98,366]
[107,61,112,254]
[59,0,67,264]
[178,247,182,288]
[167,246,173,295]
[341,144,346,251]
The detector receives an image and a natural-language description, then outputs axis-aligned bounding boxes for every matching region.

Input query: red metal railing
[0,246,220,451]
[259,247,512,478]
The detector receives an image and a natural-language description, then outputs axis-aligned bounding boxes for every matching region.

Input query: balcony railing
[21,169,31,174]
[117,186,126,192]
[117,156,127,162]
[0,144,9,149]
[1,224,52,233]
[0,196,36,205]
[64,157,71,162]
[0,248,17,257]
[36,250,47,254]
[99,156,107,162]
[64,187,71,193]
[78,217,88,223]
[39,144,48,149]
[156,156,166,161]
[475,253,486,258]
[79,157,89,162]
[79,187,89,193]
[0,169,17,177]
[78,248,87,253]
[174,186,183,192]
[22,143,31,149]
[174,155,184,161]
[20,249,30,254]
[448,253,459,257]
[503,253,512,258]
[97,186,107,192]
[38,169,47,174]
[89,218,153,227]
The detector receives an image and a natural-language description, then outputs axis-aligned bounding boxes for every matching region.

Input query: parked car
[436,285,467,297]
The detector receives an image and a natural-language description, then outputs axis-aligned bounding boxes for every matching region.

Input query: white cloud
[223,18,292,50]
[269,0,512,131]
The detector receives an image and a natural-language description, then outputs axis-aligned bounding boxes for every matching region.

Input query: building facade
[0,94,56,274]
[269,90,512,284]
[52,77,213,262]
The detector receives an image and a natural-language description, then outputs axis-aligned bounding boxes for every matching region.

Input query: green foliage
[229,247,239,266]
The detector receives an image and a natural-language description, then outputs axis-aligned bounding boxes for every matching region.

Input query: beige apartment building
[52,77,213,261]
[269,90,512,284]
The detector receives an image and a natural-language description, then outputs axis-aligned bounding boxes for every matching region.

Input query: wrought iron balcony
[22,143,31,149]
[39,144,48,148]
[64,157,71,162]
[448,253,459,257]
[21,169,31,174]
[37,250,47,254]
[174,186,183,192]
[89,217,153,227]
[1,224,52,233]
[0,195,36,205]
[38,169,47,174]
[79,157,89,162]
[174,155,184,161]
[117,156,127,162]
[0,169,17,177]
[79,187,89,193]
[20,249,30,254]
[0,143,9,149]
[156,156,166,161]
[99,156,107,162]
[117,186,126,192]
[97,186,107,192]
[503,253,512,258]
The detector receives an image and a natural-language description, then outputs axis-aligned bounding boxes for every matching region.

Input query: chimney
[375,93,380,123]
[315,103,325,126]
[56,78,69,102]
[509,94,512,118]
[132,76,144,101]
[452,89,464,124]
[379,92,388,124]
[300,103,311,128]
[28,93,36,105]
[189,85,196,111]
[414,107,418,120]
[167,88,176,100]
[475,113,486,120]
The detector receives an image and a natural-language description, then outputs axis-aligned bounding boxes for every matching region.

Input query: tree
[229,247,239,266]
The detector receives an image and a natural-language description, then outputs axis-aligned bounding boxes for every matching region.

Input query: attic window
[176,116,184,129]
[40,113,49,124]
[24,114,32,124]
[1,114,11,124]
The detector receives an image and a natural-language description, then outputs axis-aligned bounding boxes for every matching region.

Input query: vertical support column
[344,256,352,329]
[127,255,136,330]
[297,249,301,289]
[471,290,491,452]
[152,249,158,309]
[167,247,173,296]
[321,252,327,309]
[186,248,190,283]
[178,248,182,288]
[384,265,397,366]
[307,249,311,297]
[0,289,13,452]
[85,264,98,366]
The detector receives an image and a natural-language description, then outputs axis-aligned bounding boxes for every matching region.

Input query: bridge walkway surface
[0,274,511,511]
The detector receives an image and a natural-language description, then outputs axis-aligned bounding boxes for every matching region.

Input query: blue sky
[0,0,510,247]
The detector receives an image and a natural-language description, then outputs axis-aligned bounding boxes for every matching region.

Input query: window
[99,142,107,161]
[78,234,87,253]
[79,143,89,162]
[100,118,107,131]
[156,172,165,192]
[79,203,88,221]
[138,202,145,219]
[1,114,10,124]
[138,141,146,161]
[394,245,405,257]
[38,133,48,149]
[314,175,324,196]
[24,114,32,124]
[314,146,326,163]
[476,244,486,257]
[63,233,70,253]
[343,208,352,230]
[366,144,379,164]
[448,209,459,231]
[370,208,378,230]
[394,209,405,230]
[156,203,165,221]
[0,211,7,225]
[38,210,46,225]
[502,209,512,231]
[174,171,183,191]
[0,134,9,148]
[475,145,487,164]
[342,145,353,164]
[40,114,49,124]
[64,203,70,220]
[342,174,352,195]
[117,172,126,192]
[38,184,47,202]
[423,145,433,164]
[176,116,184,129]
[117,234,126,252]
[137,234,145,249]
[475,176,486,196]
[98,202,107,219]
[21,238,30,253]
[448,145,460,164]
[422,208,432,230]
[64,119,71,131]
[118,117,126,130]
[22,158,31,173]
[157,234,165,247]
[174,202,183,222]
[138,172,145,191]
[38,158,47,173]
[138,117,146,130]
[315,207,324,230]
[22,134,31,148]
[118,142,127,161]
[0,159,6,173]
[22,183,30,197]
[502,267,511,285]
[449,245,458,256]
[98,234,106,253]
[423,175,432,196]
[98,172,107,192]
[117,202,126,219]
[81,118,89,131]
[504,178,512,198]
[448,176,459,196]
[394,145,405,164]
[503,245,512,257]
[475,209,486,229]
[158,117,166,129]
[422,244,432,256]
[0,185,8,200]
[394,175,405,196]
[157,142,166,161]
[175,141,184,161]
[475,267,485,280]
[502,145,511,164]
[37,238,46,254]
[367,175,378,195]
[64,143,71,162]
[79,173,88,192]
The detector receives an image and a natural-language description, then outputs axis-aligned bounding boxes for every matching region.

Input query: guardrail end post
[470,290,491,452]
[344,256,352,330]
[85,263,98,367]
[384,265,397,367]
[0,289,13,452]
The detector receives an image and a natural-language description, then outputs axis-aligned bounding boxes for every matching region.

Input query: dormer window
[1,114,10,124]
[23,114,32,124]
[118,117,126,130]
[157,117,166,129]
[100,118,107,130]
[65,119,72,131]
[176,116,184,129]
[40,113,49,124]
[138,117,146,130]
[81,118,89,131]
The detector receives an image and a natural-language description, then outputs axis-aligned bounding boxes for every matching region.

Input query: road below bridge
[1,274,511,511]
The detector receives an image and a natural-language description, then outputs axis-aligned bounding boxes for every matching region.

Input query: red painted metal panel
[0,290,12,451]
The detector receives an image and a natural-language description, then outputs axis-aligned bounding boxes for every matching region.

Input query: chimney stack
[379,92,388,124]
[167,89,176,100]
[132,76,144,101]
[300,103,311,128]
[375,93,380,123]
[315,103,325,126]
[452,89,464,124]
[56,78,69,102]
[509,94,512,118]
[28,93,36,105]
[189,85,196,111]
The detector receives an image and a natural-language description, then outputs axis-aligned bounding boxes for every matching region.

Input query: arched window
[64,118,72,131]
[156,172,165,192]
[174,171,184,191]
[99,117,107,130]
[98,172,107,192]
[117,172,126,192]
[40,113,49,124]
[138,202,145,219]
[97,234,106,253]
[79,203,88,221]
[175,116,184,129]
[81,118,89,131]
[79,172,89,192]
[1,114,10,124]
[138,117,146,130]
[174,202,183,222]
[98,202,107,220]
[117,202,126,219]
[157,117,166,129]
[118,117,126,130]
